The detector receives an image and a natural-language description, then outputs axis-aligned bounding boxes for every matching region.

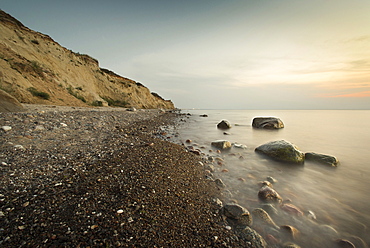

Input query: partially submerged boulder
[221,203,253,226]
[252,117,284,129]
[0,89,25,112]
[235,226,267,248]
[258,186,283,204]
[305,152,339,167]
[211,140,232,150]
[217,120,232,129]
[255,140,304,164]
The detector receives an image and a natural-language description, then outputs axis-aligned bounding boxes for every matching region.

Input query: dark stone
[217,120,232,129]
[252,117,284,129]
[305,152,339,167]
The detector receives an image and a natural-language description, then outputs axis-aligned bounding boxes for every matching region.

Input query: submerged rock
[252,208,279,229]
[335,239,356,248]
[214,178,226,188]
[217,120,232,129]
[235,226,267,248]
[283,242,301,248]
[255,140,305,164]
[305,152,339,167]
[280,225,300,240]
[221,203,253,226]
[258,186,282,204]
[266,176,278,184]
[252,117,284,129]
[280,203,304,216]
[233,143,248,149]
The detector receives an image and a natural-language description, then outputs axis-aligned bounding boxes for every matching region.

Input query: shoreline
[0,105,246,247]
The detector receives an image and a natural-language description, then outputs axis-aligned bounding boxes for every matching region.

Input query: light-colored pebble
[1,126,12,132]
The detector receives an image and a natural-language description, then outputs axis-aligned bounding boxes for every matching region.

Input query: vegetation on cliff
[0,10,174,109]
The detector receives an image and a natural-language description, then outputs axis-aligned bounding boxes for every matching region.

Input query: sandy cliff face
[0,10,174,109]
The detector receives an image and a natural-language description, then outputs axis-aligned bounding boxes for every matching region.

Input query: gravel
[0,105,247,247]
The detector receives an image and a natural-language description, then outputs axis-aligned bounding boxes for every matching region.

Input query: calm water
[172,110,370,248]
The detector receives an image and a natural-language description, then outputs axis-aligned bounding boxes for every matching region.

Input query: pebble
[266,176,278,184]
[90,225,98,230]
[14,145,25,150]
[1,126,12,132]
[307,210,316,220]
[34,125,45,131]
[18,225,26,230]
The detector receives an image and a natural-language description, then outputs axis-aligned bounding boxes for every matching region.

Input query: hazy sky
[2,0,370,109]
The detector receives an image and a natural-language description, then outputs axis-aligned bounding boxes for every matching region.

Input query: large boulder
[305,152,339,167]
[0,89,25,112]
[211,140,232,150]
[255,140,305,164]
[252,117,284,129]
[217,120,232,129]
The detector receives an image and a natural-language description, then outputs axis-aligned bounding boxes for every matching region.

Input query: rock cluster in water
[255,139,339,166]
[181,114,350,247]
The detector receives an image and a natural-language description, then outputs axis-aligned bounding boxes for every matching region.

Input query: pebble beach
[0,105,247,247]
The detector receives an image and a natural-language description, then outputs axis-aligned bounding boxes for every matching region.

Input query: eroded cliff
[0,10,174,109]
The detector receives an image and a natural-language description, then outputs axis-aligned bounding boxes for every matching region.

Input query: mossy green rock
[305,152,338,167]
[255,140,304,164]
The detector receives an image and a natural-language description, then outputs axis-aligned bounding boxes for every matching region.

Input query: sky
[2,0,370,109]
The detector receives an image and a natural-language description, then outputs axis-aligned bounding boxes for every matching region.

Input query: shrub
[67,86,86,102]
[101,96,128,107]
[91,100,103,106]
[30,61,44,77]
[31,39,39,45]
[27,87,50,100]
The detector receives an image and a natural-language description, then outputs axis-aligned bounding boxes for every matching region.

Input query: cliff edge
[0,10,175,109]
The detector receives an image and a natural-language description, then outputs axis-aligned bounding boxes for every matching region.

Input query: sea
[168,109,370,248]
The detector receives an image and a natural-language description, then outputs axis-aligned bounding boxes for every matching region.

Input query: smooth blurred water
[174,110,370,248]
